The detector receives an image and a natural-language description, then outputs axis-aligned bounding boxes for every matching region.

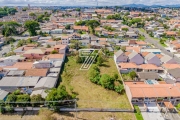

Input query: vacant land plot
[59,56,135,119]
[0,109,135,120]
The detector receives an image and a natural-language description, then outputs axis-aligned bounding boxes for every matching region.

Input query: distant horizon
[0,0,180,7]
[0,4,180,7]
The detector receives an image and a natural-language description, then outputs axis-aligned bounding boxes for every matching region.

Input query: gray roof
[168,68,180,79]
[49,68,60,73]
[145,53,156,60]
[138,72,159,80]
[160,55,173,63]
[115,50,123,57]
[31,89,47,98]
[47,73,59,77]
[53,61,63,68]
[7,70,25,76]
[34,77,57,89]
[0,90,9,100]
[0,77,40,87]
[128,52,138,59]
[106,47,114,52]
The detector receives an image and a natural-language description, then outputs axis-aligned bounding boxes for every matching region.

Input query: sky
[0,0,179,6]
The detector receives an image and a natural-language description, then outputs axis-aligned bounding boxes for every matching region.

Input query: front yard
[59,56,135,119]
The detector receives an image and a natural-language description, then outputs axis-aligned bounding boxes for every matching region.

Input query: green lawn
[122,73,132,81]
[139,28,146,33]
[138,36,145,41]
[59,56,135,119]
[160,42,167,47]
[134,105,144,120]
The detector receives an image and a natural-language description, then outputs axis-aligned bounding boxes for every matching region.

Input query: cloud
[0,0,178,6]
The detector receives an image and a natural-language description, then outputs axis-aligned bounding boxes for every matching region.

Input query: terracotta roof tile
[25,69,48,77]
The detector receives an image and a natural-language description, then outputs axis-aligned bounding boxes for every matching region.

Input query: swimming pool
[145,80,159,85]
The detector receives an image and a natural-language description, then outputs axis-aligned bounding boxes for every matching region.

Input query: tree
[100,74,115,90]
[65,24,71,29]
[24,20,40,36]
[97,55,104,66]
[46,44,51,48]
[114,85,124,94]
[6,94,17,106]
[76,8,81,12]
[70,40,82,50]
[177,103,180,110]
[29,13,36,19]
[46,85,71,106]
[16,94,30,107]
[1,21,21,37]
[51,50,58,54]
[88,65,101,84]
[113,73,119,80]
[129,71,137,80]
[122,28,129,32]
[120,46,126,52]
[31,94,44,107]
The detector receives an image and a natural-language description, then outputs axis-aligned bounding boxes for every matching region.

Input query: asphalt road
[135,28,180,64]
[0,41,18,57]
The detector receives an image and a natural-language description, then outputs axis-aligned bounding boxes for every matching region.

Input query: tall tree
[1,21,21,37]
[24,20,40,36]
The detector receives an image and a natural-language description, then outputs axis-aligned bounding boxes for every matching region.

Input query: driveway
[135,28,180,63]
[139,103,164,120]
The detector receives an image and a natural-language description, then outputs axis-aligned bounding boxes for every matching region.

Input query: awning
[164,101,174,109]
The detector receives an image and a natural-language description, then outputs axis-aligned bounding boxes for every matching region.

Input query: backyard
[59,56,135,119]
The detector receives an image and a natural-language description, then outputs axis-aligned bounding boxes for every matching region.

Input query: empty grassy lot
[59,56,135,119]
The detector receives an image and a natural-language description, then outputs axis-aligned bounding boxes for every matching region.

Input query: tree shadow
[57,112,74,118]
[100,64,110,67]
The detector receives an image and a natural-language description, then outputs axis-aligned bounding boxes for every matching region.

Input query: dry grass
[59,56,135,119]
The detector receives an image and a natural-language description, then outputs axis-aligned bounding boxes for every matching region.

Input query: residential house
[140,48,161,54]
[54,44,68,54]
[73,26,89,32]
[114,50,128,63]
[0,89,9,101]
[45,54,65,62]
[139,64,162,73]
[137,72,159,81]
[125,82,180,104]
[118,63,138,73]
[33,60,53,69]
[0,55,26,66]
[25,69,48,77]
[128,52,144,65]
[50,29,63,34]
[165,31,177,37]
[160,55,177,64]
[23,49,45,60]
[70,33,82,40]
[61,36,70,45]
[125,32,138,39]
[0,77,40,92]
[3,62,33,70]
[168,68,180,82]
[31,77,58,98]
[144,53,161,66]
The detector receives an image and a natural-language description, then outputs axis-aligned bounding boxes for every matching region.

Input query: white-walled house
[114,50,128,63]
[61,36,70,45]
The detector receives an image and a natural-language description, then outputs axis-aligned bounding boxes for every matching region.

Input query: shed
[7,70,25,76]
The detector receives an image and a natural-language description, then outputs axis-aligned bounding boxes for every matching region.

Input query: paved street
[0,41,18,57]
[135,28,180,63]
